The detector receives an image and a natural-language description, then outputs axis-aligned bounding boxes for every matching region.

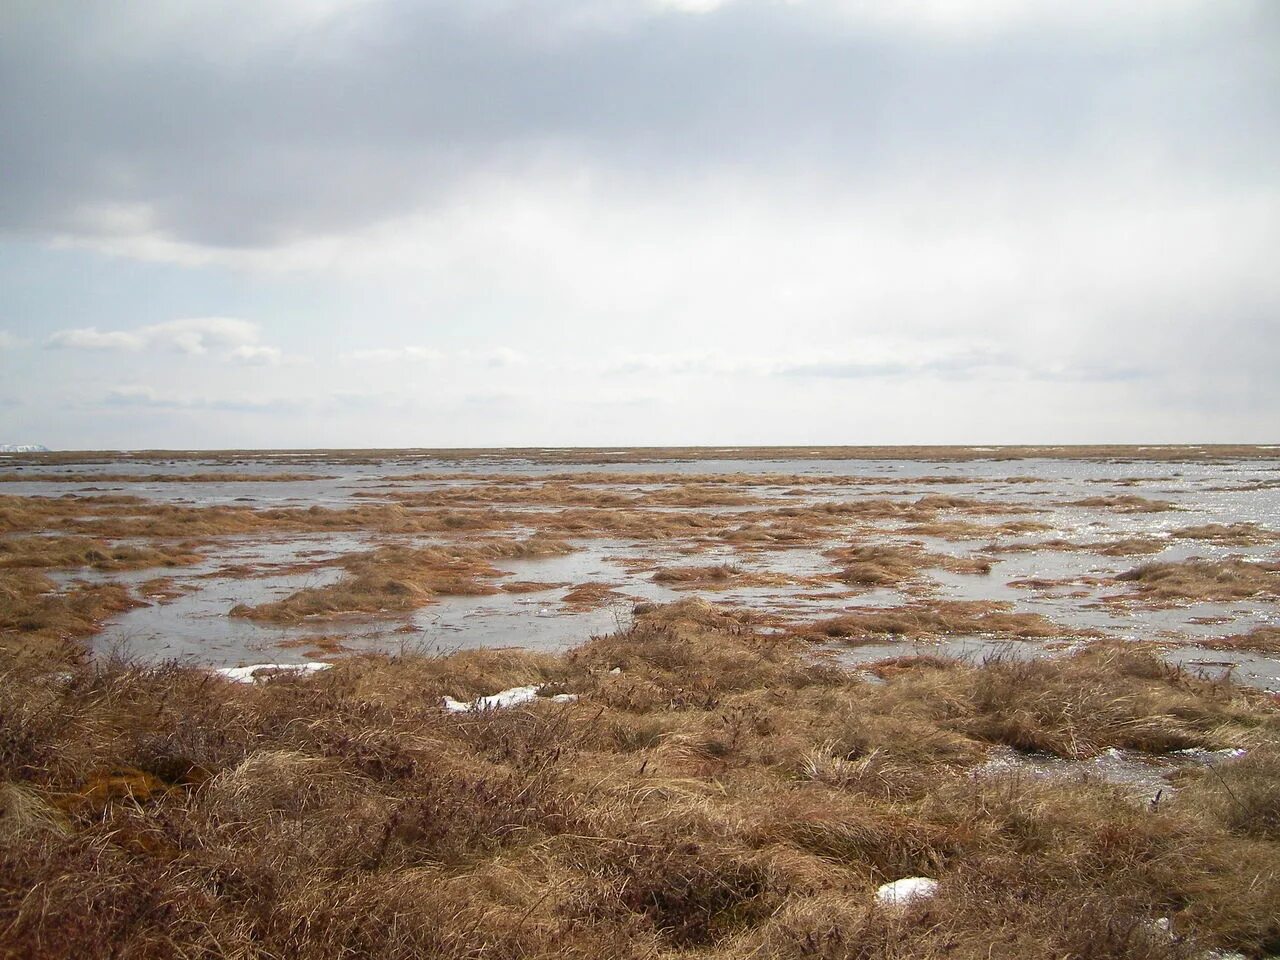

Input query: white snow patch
[875,877,939,908]
[442,685,578,712]
[216,662,332,683]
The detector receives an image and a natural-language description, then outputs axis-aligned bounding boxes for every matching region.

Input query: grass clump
[0,535,202,571]
[230,545,506,622]
[1064,495,1179,513]
[1114,559,1280,603]
[1197,626,1280,654]
[801,599,1064,641]
[826,543,991,587]
[0,601,1277,957]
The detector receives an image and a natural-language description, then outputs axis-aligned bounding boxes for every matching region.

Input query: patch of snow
[0,443,49,453]
[875,876,938,908]
[216,662,332,683]
[442,685,577,712]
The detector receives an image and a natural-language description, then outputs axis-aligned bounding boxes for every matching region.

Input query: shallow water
[5,453,1277,679]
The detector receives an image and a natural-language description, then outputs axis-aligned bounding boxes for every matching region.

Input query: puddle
[972,745,1248,804]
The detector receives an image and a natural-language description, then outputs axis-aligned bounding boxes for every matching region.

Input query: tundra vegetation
[1,601,1278,959]
[1,451,1279,957]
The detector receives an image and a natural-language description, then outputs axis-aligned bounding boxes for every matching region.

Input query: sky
[1,0,1277,450]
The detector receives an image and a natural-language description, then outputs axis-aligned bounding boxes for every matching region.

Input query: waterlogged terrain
[3,447,1280,959]
[2,446,1278,685]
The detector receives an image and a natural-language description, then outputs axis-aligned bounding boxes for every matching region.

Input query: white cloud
[46,317,287,361]
[48,327,147,350]
[0,331,28,349]
[341,346,446,363]
[229,344,284,365]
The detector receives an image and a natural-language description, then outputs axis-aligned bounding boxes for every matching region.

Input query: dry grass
[0,601,1277,958]
[561,581,628,610]
[1097,536,1171,556]
[230,545,508,622]
[651,563,809,591]
[799,599,1066,641]
[0,472,332,483]
[0,534,201,571]
[1113,559,1280,603]
[1064,495,1180,513]
[825,543,991,587]
[1197,626,1280,655]
[1171,523,1279,545]
[0,570,142,665]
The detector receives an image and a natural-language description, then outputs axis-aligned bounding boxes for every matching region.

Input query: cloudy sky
[1,0,1277,449]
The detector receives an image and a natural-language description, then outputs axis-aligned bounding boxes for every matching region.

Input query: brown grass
[0,602,1277,958]
[0,472,333,483]
[0,571,143,664]
[230,545,509,622]
[561,581,628,610]
[1171,523,1279,545]
[1113,559,1280,603]
[651,562,809,591]
[1197,626,1280,655]
[1064,495,1180,513]
[799,599,1066,641]
[0,534,201,571]
[1097,536,1171,556]
[825,543,991,587]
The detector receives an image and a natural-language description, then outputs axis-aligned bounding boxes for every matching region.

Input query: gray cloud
[2,1,1276,250]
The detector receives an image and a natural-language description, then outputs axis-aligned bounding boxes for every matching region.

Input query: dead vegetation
[798,599,1066,641]
[229,543,526,622]
[1113,559,1280,603]
[0,601,1277,959]
[824,543,992,587]
[0,571,143,664]
[0,534,201,571]
[0,472,333,483]
[1064,495,1180,513]
[1197,626,1280,655]
[1171,523,1279,545]
[651,562,810,591]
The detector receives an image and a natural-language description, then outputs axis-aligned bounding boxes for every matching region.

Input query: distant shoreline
[3,444,1279,464]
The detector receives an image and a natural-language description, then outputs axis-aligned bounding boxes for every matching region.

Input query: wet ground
[4,450,1278,685]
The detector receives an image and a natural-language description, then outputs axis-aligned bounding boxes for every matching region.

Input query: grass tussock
[651,562,811,591]
[0,602,1277,958]
[1,571,142,664]
[1197,626,1280,655]
[825,543,991,587]
[1064,495,1180,513]
[1114,559,1280,603]
[801,599,1065,641]
[230,545,509,622]
[0,534,201,571]
[1170,523,1278,545]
